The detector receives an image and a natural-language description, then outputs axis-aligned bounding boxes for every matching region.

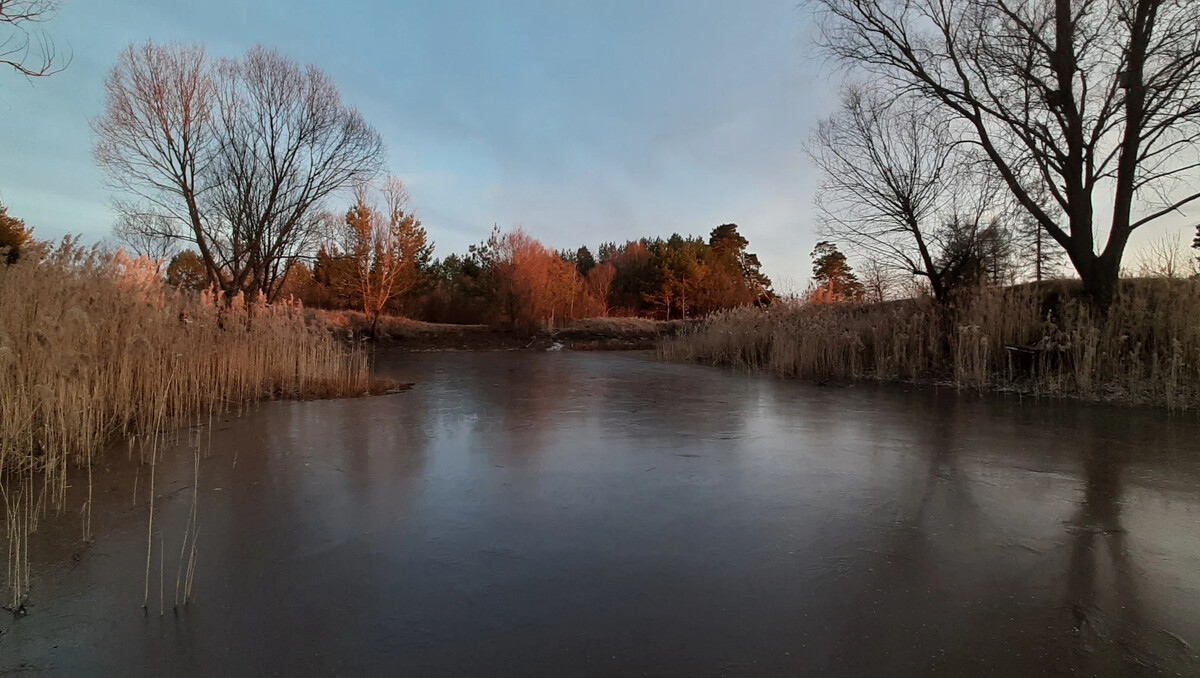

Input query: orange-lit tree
[491,229,581,331]
[0,201,32,264]
[336,177,432,335]
[165,250,209,291]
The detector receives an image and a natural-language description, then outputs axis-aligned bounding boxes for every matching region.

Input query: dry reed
[0,241,371,608]
[661,279,1200,409]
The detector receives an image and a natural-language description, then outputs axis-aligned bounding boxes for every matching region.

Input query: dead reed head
[0,240,370,503]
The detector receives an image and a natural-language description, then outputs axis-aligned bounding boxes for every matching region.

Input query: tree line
[410,222,771,327]
[163,214,772,329]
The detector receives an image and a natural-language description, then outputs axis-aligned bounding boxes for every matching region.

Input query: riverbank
[661,278,1200,410]
[309,309,692,351]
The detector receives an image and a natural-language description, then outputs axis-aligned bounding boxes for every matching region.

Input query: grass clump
[0,242,372,607]
[661,279,1200,409]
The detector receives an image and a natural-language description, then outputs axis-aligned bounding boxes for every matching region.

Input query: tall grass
[0,242,371,607]
[661,279,1200,409]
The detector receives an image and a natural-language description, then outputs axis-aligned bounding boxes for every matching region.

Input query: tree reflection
[1064,437,1146,669]
[912,414,976,528]
[828,394,982,672]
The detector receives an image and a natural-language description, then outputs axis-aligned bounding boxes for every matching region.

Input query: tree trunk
[1073,250,1120,311]
[370,311,381,340]
[1035,227,1043,283]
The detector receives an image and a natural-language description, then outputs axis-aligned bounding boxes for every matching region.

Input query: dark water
[3,351,1200,676]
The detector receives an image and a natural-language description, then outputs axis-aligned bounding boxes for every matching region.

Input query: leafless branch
[813,0,1200,306]
[93,42,385,301]
[0,0,68,78]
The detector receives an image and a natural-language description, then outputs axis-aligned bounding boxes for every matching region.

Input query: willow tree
[815,0,1200,308]
[93,42,385,301]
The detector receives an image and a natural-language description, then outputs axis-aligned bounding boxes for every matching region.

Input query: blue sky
[0,0,832,289]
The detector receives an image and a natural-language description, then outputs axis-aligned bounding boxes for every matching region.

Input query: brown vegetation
[662,279,1200,409]
[0,242,372,606]
[297,223,773,331]
[560,316,689,337]
[0,244,371,480]
[552,317,692,351]
[311,308,495,347]
[332,177,431,335]
[0,201,32,264]
[491,228,592,332]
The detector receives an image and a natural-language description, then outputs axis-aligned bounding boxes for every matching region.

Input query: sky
[0,1,1192,289]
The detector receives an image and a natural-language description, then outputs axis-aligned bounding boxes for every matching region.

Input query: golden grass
[0,242,371,607]
[661,279,1200,409]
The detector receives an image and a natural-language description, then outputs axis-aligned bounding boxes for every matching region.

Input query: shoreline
[659,279,1200,412]
[311,310,695,352]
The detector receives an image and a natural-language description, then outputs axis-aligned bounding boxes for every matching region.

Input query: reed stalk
[662,279,1200,409]
[0,241,372,608]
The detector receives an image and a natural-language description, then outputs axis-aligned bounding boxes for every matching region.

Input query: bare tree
[93,43,220,284]
[93,42,385,302]
[112,211,181,262]
[335,176,432,334]
[815,0,1200,308]
[207,47,385,301]
[811,87,951,299]
[812,86,1010,301]
[1135,230,1194,278]
[858,257,894,303]
[585,262,616,316]
[1,0,66,78]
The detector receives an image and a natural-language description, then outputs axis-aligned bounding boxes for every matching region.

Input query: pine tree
[709,223,772,302]
[809,241,864,303]
[1015,214,1066,283]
